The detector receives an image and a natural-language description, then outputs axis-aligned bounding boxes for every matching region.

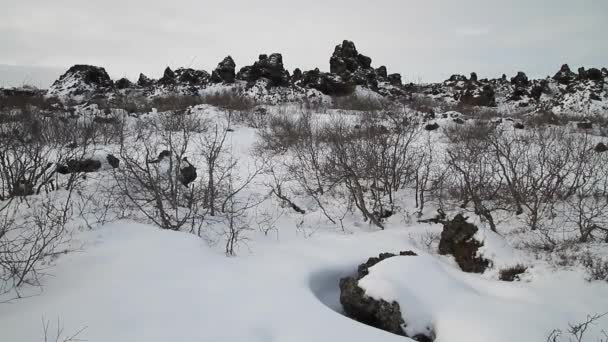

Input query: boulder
[510,71,529,87]
[106,154,120,168]
[210,56,236,83]
[179,158,197,186]
[594,142,608,153]
[339,251,434,342]
[56,159,102,174]
[424,123,440,131]
[438,214,489,273]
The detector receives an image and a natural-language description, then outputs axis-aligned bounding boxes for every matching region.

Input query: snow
[359,255,608,342]
[2,103,608,342]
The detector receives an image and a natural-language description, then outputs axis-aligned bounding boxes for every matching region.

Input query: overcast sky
[0,0,606,86]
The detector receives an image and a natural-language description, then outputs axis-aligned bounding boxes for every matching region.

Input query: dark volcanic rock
[553,64,577,85]
[158,67,176,85]
[299,68,355,96]
[115,77,133,90]
[175,68,210,85]
[210,56,236,83]
[291,68,303,83]
[179,158,197,186]
[595,142,608,153]
[330,40,372,74]
[438,214,489,273]
[137,73,155,87]
[339,251,434,341]
[510,71,529,87]
[56,159,102,174]
[460,84,496,107]
[387,73,402,87]
[106,154,120,168]
[424,122,440,131]
[55,65,113,88]
[236,53,290,87]
[376,66,388,79]
[470,72,478,83]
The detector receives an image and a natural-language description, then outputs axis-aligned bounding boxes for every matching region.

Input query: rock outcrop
[339,251,433,342]
[236,53,290,87]
[438,214,489,273]
[48,65,113,97]
[553,64,577,85]
[210,56,236,83]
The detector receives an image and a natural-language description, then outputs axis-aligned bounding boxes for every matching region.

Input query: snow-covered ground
[1,104,608,342]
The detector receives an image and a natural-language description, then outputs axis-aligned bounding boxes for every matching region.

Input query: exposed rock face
[339,251,433,342]
[553,64,577,84]
[175,68,210,85]
[326,40,400,92]
[137,73,154,87]
[376,66,388,79]
[299,68,355,96]
[158,67,176,85]
[49,65,113,97]
[580,67,603,81]
[291,68,303,83]
[438,214,489,273]
[510,71,529,87]
[236,53,290,87]
[387,73,402,87]
[115,78,133,90]
[210,56,236,83]
[460,84,496,107]
[470,72,478,83]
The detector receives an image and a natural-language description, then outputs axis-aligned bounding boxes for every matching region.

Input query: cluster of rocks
[339,250,434,342]
[41,42,607,114]
[47,40,406,100]
[296,40,403,96]
[338,214,493,341]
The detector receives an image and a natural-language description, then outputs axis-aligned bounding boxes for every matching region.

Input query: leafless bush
[113,113,206,232]
[42,317,88,342]
[547,313,608,342]
[201,91,256,112]
[444,122,505,232]
[331,94,392,112]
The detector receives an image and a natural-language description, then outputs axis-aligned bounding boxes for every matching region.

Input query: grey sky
[0,0,606,86]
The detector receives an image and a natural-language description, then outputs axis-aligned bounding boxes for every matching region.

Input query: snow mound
[358,254,608,342]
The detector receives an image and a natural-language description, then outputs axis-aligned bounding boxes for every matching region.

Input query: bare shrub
[113,113,206,232]
[444,122,505,232]
[331,94,392,112]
